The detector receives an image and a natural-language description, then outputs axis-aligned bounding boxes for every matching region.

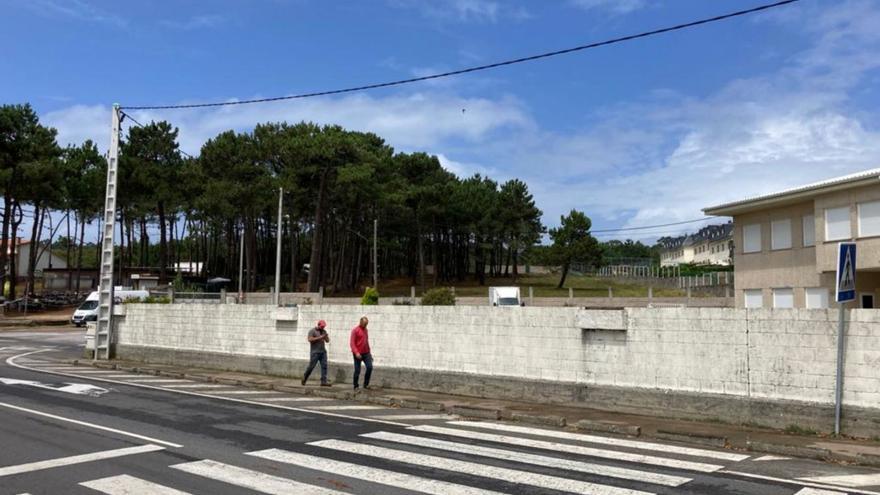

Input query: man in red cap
[302,320,331,386]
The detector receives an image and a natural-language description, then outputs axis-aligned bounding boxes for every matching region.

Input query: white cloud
[42,92,532,156]
[570,0,647,15]
[159,14,225,30]
[388,0,529,23]
[27,0,127,27]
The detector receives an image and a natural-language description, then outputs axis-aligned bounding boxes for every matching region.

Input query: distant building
[658,222,733,267]
[5,239,68,279]
[704,168,880,309]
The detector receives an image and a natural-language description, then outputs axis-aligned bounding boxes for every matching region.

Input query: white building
[6,239,67,278]
[659,222,733,267]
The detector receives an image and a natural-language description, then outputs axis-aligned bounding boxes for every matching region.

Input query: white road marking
[80,474,192,494]
[305,405,383,411]
[47,370,116,374]
[0,444,164,477]
[0,401,182,448]
[310,439,655,495]
[248,448,508,495]
[363,431,691,487]
[720,470,880,495]
[0,377,109,397]
[371,414,453,420]
[171,459,347,494]
[125,379,193,384]
[753,455,791,461]
[256,397,326,402]
[6,350,408,427]
[447,421,749,462]
[801,473,880,488]
[410,425,723,472]
[795,488,847,495]
[213,390,281,395]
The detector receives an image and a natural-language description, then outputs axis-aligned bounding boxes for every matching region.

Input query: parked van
[489,287,523,306]
[71,289,149,327]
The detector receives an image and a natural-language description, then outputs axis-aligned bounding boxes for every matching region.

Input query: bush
[361,287,379,305]
[126,295,171,304]
[392,298,413,305]
[421,287,456,306]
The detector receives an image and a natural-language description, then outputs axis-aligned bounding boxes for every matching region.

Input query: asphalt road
[0,329,878,495]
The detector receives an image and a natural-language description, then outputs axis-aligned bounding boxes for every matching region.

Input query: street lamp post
[274,187,283,306]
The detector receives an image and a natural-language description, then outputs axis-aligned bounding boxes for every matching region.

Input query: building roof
[704,168,880,216]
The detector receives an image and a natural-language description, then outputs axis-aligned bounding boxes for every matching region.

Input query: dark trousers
[352,352,372,388]
[303,351,328,384]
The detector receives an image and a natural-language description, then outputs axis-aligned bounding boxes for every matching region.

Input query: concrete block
[746,441,830,461]
[398,399,445,412]
[574,419,641,437]
[449,405,501,420]
[510,412,567,427]
[653,429,727,448]
[576,309,627,331]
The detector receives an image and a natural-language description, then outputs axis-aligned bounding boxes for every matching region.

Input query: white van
[71,289,149,327]
[489,287,524,307]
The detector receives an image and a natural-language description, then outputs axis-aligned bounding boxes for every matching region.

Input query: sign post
[834,242,856,436]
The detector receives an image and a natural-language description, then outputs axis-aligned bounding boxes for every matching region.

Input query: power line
[119,111,195,159]
[121,0,799,111]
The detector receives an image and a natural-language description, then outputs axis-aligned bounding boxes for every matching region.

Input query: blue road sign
[836,242,857,303]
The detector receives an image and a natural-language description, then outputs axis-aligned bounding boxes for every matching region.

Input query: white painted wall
[116,305,880,410]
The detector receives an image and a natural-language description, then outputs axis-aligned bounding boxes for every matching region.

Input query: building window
[805,288,829,309]
[743,224,761,253]
[803,214,815,247]
[825,206,851,241]
[771,219,792,250]
[772,288,794,309]
[857,200,880,237]
[744,289,763,308]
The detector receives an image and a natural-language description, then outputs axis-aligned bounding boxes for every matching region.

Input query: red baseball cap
[317,320,327,328]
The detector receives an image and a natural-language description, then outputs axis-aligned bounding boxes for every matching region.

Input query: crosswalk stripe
[800,473,880,487]
[310,439,655,495]
[256,397,326,402]
[362,431,691,487]
[248,448,508,495]
[171,459,347,494]
[212,390,280,395]
[371,414,453,420]
[0,444,164,477]
[80,474,192,494]
[305,405,383,411]
[447,421,749,462]
[409,425,723,473]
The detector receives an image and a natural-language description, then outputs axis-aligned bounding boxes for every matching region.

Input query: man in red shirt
[349,316,372,390]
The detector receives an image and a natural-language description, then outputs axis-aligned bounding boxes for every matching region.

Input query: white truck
[71,288,150,327]
[489,286,524,307]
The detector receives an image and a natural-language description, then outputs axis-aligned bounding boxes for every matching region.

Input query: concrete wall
[114,304,880,435]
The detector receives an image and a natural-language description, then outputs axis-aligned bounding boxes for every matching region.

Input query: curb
[747,441,831,461]
[574,419,641,437]
[510,412,567,428]
[654,429,727,448]
[450,405,501,420]
[398,399,445,412]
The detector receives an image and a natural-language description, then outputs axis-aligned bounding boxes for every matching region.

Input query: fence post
[648,286,653,303]
[568,287,574,301]
[450,286,455,297]
[686,286,692,306]
[168,286,175,304]
[725,285,731,298]
[220,289,227,304]
[529,286,534,305]
[607,286,613,300]
[319,286,324,304]
[410,286,416,304]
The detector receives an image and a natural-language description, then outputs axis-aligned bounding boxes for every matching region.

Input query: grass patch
[784,424,819,436]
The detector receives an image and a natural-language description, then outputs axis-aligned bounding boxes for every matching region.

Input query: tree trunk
[75,216,85,294]
[66,210,72,290]
[26,204,45,292]
[557,262,570,289]
[417,219,426,292]
[9,201,23,299]
[0,193,11,296]
[290,225,298,292]
[158,201,167,281]
[307,171,329,292]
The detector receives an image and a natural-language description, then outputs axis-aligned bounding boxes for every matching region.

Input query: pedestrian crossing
[11,419,862,495]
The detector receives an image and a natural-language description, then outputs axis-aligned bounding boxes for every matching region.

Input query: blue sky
[4,0,880,241]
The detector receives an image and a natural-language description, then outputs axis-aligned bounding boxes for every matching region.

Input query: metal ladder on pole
[94,104,121,361]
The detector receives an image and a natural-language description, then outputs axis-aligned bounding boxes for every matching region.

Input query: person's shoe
[363,385,373,390]
[300,378,306,386]
[320,382,332,387]
[353,385,360,390]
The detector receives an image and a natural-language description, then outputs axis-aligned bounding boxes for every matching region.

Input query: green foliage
[126,295,171,304]
[361,287,379,305]
[549,210,603,288]
[420,287,456,306]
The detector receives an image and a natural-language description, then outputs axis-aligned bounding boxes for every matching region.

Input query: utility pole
[373,218,378,289]
[238,221,244,302]
[274,187,283,306]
